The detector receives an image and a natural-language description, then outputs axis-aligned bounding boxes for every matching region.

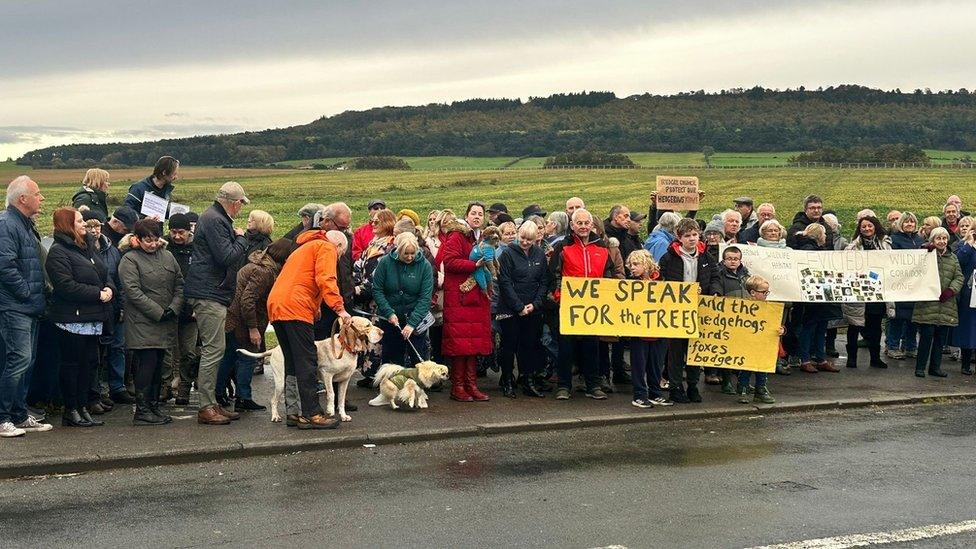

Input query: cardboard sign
[559,277,700,338]
[656,175,699,211]
[730,245,941,303]
[688,296,784,373]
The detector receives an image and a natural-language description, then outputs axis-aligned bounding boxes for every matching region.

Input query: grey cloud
[0,126,86,144]
[0,0,858,78]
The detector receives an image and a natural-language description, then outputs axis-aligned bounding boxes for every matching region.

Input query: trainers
[720,380,736,395]
[631,398,653,409]
[585,388,608,400]
[600,377,613,394]
[26,406,46,422]
[0,421,26,438]
[650,397,674,407]
[885,349,906,360]
[754,387,776,404]
[554,388,571,400]
[687,386,703,403]
[15,416,53,432]
[737,387,752,404]
[905,350,918,359]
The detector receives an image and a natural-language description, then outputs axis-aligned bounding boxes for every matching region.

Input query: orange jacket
[267,230,345,324]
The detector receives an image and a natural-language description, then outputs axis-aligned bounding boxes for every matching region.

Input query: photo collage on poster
[799,268,884,302]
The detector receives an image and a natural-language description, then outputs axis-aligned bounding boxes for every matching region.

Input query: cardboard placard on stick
[656,175,699,211]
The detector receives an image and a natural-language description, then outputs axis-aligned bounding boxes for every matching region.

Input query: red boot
[450,358,474,402]
[464,356,490,401]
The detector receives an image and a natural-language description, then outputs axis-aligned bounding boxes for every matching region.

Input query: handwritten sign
[687,296,784,373]
[559,277,700,337]
[656,175,699,211]
[140,193,169,220]
[730,245,940,303]
[169,202,190,216]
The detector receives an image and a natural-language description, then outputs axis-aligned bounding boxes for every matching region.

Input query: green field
[12,161,973,238]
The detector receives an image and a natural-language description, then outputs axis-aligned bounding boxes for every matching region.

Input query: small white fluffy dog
[368,361,450,410]
[240,316,383,422]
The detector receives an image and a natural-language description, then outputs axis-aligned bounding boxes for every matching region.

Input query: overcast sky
[2,0,974,159]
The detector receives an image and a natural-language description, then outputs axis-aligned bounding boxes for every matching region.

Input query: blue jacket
[124,175,174,217]
[0,205,46,317]
[643,228,675,262]
[183,202,247,305]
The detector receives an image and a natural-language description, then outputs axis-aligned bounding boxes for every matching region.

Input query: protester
[787,195,832,248]
[72,168,111,222]
[315,203,356,337]
[163,213,200,405]
[821,213,849,251]
[352,198,386,261]
[222,238,296,411]
[0,176,50,437]
[644,211,682,262]
[487,203,509,225]
[124,156,179,218]
[920,216,942,240]
[83,215,122,413]
[953,226,976,374]
[439,202,493,402]
[545,212,569,246]
[843,216,892,369]
[710,246,750,392]
[792,223,840,373]
[119,219,183,425]
[733,196,757,230]
[242,209,274,259]
[625,250,672,408]
[721,209,743,244]
[953,216,974,252]
[913,228,964,378]
[284,203,326,240]
[740,202,775,243]
[47,207,115,428]
[267,225,351,429]
[888,212,925,360]
[421,209,454,366]
[659,218,719,403]
[943,202,961,244]
[353,209,396,308]
[183,182,249,425]
[734,275,782,404]
[548,208,613,400]
[565,197,585,218]
[604,205,643,275]
[372,232,434,368]
[757,219,787,248]
[496,221,548,398]
[104,206,137,248]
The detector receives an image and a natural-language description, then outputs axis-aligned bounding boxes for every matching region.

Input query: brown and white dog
[368,361,450,410]
[239,316,383,422]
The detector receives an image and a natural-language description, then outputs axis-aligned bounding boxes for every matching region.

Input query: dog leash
[405,337,425,364]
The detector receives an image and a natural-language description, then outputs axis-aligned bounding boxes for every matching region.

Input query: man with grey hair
[721,209,743,243]
[184,182,250,425]
[0,176,52,437]
[284,202,327,240]
[739,203,776,243]
[644,211,683,262]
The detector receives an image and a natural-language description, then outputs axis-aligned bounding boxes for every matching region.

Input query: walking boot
[79,407,105,426]
[720,377,736,395]
[110,390,136,405]
[197,405,231,425]
[754,386,776,404]
[686,385,703,403]
[449,363,473,402]
[148,400,173,424]
[175,383,191,406]
[62,408,92,427]
[737,385,752,404]
[134,394,165,425]
[845,345,858,368]
[465,360,490,401]
[520,376,545,398]
[500,374,516,399]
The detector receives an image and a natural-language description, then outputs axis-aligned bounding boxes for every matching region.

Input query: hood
[669,240,705,256]
[441,218,472,237]
[296,229,329,245]
[248,248,281,271]
[646,228,675,244]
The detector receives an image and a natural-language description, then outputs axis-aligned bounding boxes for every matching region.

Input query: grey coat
[119,247,184,349]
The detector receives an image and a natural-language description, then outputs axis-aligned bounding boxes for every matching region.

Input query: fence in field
[407,161,976,171]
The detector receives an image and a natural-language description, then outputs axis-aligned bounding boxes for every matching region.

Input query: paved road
[2,402,975,548]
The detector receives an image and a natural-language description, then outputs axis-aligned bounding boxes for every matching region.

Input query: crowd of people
[1,155,973,438]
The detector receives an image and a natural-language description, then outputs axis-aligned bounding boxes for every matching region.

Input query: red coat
[439,228,492,357]
[351,222,374,262]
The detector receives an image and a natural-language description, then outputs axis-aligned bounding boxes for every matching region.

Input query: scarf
[757,237,786,249]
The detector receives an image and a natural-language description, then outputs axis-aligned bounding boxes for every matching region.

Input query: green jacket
[389,367,423,390]
[912,249,964,327]
[119,247,184,349]
[372,251,434,328]
[72,186,109,222]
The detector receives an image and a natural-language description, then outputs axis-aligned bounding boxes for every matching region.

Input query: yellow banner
[687,295,784,373]
[559,277,700,337]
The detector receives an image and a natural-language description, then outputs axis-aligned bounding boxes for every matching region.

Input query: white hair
[721,209,742,222]
[570,208,593,223]
[518,219,539,241]
[655,211,682,232]
[822,213,840,231]
[5,176,33,208]
[929,227,950,242]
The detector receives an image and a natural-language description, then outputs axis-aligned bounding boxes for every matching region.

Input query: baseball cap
[367,198,386,209]
[488,202,509,214]
[629,211,647,222]
[733,196,754,206]
[521,204,547,219]
[112,206,138,232]
[216,181,250,204]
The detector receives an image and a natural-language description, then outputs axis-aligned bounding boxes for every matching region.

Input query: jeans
[916,324,949,373]
[630,339,666,400]
[499,314,543,380]
[379,318,430,368]
[667,339,702,394]
[273,320,322,417]
[797,318,827,363]
[104,323,126,394]
[886,319,918,353]
[737,370,768,389]
[0,311,39,424]
[218,332,257,401]
[557,335,600,390]
[189,299,227,409]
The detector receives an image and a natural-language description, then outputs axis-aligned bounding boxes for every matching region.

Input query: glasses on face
[752,289,770,296]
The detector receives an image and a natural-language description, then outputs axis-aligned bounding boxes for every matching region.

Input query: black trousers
[133,348,165,400]
[57,330,99,410]
[499,314,543,380]
[273,320,321,417]
[667,339,701,394]
[847,312,883,364]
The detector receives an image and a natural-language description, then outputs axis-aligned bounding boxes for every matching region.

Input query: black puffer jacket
[711,264,749,296]
[603,218,643,273]
[45,233,115,324]
[659,241,719,294]
[787,212,834,249]
[183,202,247,306]
[497,242,548,317]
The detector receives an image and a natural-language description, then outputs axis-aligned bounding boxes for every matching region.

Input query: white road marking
[748,519,976,549]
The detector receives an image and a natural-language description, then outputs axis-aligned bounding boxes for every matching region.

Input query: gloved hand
[939,289,956,303]
[160,309,177,321]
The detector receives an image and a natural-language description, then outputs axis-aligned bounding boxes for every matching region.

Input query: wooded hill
[18,85,976,167]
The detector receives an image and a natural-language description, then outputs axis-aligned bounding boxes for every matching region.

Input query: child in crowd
[626,250,673,408]
[734,275,783,404]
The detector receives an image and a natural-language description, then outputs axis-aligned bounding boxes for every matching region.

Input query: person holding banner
[792,223,841,374]
[711,246,750,392]
[952,227,976,374]
[913,228,964,378]
[625,250,672,408]
[888,212,925,360]
[659,218,719,403]
[548,208,614,401]
[729,275,783,404]
[843,216,892,369]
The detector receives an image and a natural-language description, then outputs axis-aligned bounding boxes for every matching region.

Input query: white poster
[169,202,190,216]
[140,193,169,219]
[729,245,941,303]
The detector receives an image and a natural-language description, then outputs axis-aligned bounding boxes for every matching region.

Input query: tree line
[18,86,976,167]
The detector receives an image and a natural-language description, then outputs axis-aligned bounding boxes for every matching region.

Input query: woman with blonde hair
[792,222,840,374]
[371,232,434,368]
[72,168,111,222]
[920,216,942,240]
[625,249,672,408]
